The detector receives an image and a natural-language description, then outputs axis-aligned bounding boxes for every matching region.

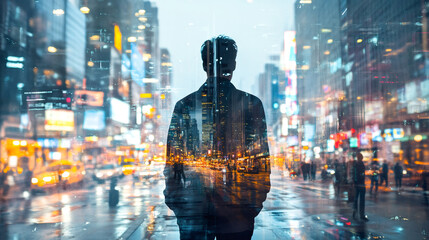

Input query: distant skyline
[155,0,295,102]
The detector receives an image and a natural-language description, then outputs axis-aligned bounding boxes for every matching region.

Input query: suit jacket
[164,77,271,235]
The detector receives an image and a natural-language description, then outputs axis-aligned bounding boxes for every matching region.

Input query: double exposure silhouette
[164,36,271,240]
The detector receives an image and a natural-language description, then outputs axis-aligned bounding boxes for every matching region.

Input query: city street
[1,164,428,240]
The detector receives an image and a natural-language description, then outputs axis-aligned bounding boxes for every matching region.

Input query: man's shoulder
[174,91,200,108]
[234,89,263,105]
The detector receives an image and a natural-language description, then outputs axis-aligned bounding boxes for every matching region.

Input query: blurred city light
[80,6,90,14]
[52,9,64,16]
[89,35,100,41]
[47,46,57,53]
[414,135,423,142]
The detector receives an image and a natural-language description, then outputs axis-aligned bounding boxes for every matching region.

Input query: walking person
[0,164,5,198]
[353,152,369,221]
[394,162,403,189]
[310,161,317,181]
[422,171,429,206]
[173,160,179,180]
[334,160,342,196]
[379,160,389,187]
[370,161,380,195]
[178,161,186,183]
[301,162,308,181]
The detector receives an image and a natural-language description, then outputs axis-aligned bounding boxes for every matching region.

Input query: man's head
[201,35,237,79]
[357,152,363,162]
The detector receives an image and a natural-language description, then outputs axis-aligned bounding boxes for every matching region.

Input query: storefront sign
[45,110,74,131]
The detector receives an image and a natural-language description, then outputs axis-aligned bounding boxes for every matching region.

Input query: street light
[80,6,90,14]
[47,46,57,53]
[53,9,64,16]
[127,36,137,42]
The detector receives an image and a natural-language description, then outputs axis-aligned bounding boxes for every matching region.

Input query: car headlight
[96,172,103,178]
[107,171,113,176]
[43,176,52,182]
[31,178,38,184]
[62,171,70,178]
[403,170,407,175]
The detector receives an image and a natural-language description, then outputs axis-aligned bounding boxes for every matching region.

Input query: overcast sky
[155,0,295,102]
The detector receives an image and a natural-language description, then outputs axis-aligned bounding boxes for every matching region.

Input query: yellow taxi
[120,158,136,175]
[31,160,85,190]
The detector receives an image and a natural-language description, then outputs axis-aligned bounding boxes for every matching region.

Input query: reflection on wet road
[0,163,165,240]
[1,163,429,239]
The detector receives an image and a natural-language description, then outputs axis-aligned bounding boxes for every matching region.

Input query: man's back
[164,77,270,236]
[164,35,270,239]
[167,78,269,159]
[354,160,366,185]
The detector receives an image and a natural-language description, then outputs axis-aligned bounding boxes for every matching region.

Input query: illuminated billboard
[281,31,297,72]
[83,110,106,130]
[74,90,104,106]
[45,109,74,131]
[114,25,122,53]
[364,100,383,122]
[287,136,298,146]
[131,43,145,86]
[327,140,335,152]
[282,31,299,125]
[122,54,131,78]
[110,98,130,124]
[281,117,288,136]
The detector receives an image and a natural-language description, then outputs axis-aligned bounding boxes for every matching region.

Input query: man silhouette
[353,152,369,221]
[164,35,270,240]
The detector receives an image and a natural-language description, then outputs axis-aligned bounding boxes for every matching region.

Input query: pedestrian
[108,177,119,207]
[310,161,317,180]
[173,160,179,180]
[370,161,380,195]
[422,171,429,206]
[353,152,369,221]
[178,160,186,183]
[379,160,389,187]
[321,166,328,181]
[305,162,311,180]
[334,160,342,196]
[24,168,33,189]
[0,164,5,197]
[0,166,11,198]
[394,162,403,189]
[301,162,307,181]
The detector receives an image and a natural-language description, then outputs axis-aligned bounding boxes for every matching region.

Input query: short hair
[201,35,237,75]
[357,152,363,161]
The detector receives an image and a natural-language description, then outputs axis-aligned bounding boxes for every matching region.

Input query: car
[245,165,259,174]
[134,163,159,180]
[120,158,137,176]
[94,164,121,182]
[31,160,85,191]
[237,165,246,172]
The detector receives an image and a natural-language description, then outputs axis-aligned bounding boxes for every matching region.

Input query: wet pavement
[1,163,429,240]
